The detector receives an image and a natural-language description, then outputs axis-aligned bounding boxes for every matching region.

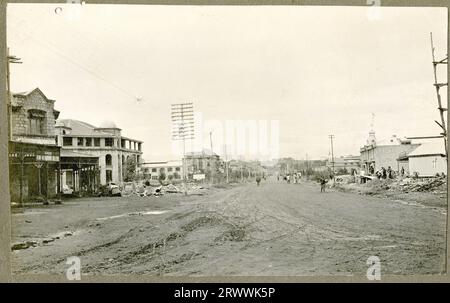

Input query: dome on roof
[99,120,118,129]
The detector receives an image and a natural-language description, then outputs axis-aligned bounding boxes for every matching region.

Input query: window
[175,167,181,171]
[160,168,165,173]
[85,138,92,146]
[94,138,100,147]
[28,111,45,135]
[77,138,84,146]
[138,143,142,151]
[106,154,112,166]
[168,167,173,172]
[105,138,114,147]
[63,137,73,146]
[152,168,157,173]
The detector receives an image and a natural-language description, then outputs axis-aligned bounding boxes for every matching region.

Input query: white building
[407,140,447,177]
[56,119,143,186]
[142,160,183,182]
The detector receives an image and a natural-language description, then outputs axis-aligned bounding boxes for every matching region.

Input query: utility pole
[209,131,214,184]
[305,153,309,177]
[6,48,22,140]
[224,144,229,183]
[7,49,23,206]
[171,102,194,195]
[329,135,335,181]
[430,32,448,158]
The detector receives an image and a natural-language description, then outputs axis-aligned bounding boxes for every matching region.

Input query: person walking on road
[256,176,261,186]
[320,178,327,192]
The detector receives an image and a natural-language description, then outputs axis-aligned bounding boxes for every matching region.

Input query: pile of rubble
[358,176,447,193]
[396,177,446,192]
[121,182,206,197]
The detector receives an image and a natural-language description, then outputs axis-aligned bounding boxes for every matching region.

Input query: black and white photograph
[4,3,448,278]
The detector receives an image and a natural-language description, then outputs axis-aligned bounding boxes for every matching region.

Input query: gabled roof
[408,140,446,157]
[13,87,55,102]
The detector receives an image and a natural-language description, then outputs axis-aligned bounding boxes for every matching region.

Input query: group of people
[278,172,302,184]
[375,166,395,179]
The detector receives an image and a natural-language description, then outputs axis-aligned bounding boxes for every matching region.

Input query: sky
[6,4,448,161]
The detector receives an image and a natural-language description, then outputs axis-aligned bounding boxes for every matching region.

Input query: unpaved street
[11,179,447,276]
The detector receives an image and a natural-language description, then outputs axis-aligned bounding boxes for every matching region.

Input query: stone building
[55,119,143,187]
[184,149,221,180]
[8,88,61,204]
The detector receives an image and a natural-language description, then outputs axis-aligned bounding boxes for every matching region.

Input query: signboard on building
[193,173,206,180]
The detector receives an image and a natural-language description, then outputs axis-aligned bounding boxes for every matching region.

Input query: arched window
[106,154,112,166]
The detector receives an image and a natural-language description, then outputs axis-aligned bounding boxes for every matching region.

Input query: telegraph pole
[7,49,23,206]
[171,102,194,195]
[209,131,214,184]
[224,144,229,183]
[430,32,448,158]
[6,48,22,140]
[329,135,335,180]
[305,153,309,177]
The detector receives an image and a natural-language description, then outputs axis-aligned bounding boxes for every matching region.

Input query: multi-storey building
[8,88,61,204]
[184,149,221,180]
[142,160,183,182]
[55,119,143,187]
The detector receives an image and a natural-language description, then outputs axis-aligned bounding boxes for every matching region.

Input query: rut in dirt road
[11,181,446,276]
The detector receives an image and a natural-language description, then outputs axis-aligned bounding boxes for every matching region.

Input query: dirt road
[11,179,447,276]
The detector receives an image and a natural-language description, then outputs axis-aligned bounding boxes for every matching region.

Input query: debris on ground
[11,241,38,251]
[163,184,180,193]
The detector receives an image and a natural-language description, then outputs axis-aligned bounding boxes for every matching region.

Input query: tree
[159,172,166,182]
[124,156,137,182]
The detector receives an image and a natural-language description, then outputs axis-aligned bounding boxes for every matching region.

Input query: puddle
[12,230,83,251]
[96,210,169,221]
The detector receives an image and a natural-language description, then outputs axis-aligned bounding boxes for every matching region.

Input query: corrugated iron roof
[408,140,446,157]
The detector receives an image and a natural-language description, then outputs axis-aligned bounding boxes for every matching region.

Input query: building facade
[8,88,61,204]
[142,160,183,182]
[407,140,447,177]
[55,119,143,186]
[184,149,221,180]
[360,133,420,175]
[326,155,361,174]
